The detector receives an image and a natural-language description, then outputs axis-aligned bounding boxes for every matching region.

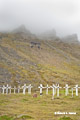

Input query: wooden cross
[50,84,57,99]
[6,84,11,94]
[45,84,50,95]
[54,84,58,95]
[1,85,6,94]
[74,84,80,96]
[22,84,28,95]
[27,84,33,94]
[64,84,70,96]
[13,86,17,94]
[38,84,45,95]
[17,86,21,93]
[56,84,62,97]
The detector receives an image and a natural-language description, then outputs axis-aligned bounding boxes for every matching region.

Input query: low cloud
[0,0,80,40]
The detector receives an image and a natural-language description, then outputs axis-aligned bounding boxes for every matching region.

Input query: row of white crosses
[0,84,80,96]
[1,84,11,94]
[38,84,62,99]
[0,84,33,95]
[64,84,80,97]
[38,84,80,98]
[22,84,33,95]
[12,86,21,94]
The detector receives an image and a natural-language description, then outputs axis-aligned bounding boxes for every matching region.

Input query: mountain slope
[62,34,79,43]
[0,30,80,87]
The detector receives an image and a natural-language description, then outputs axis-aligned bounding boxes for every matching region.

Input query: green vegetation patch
[16,115,34,120]
[19,115,33,119]
[59,116,73,120]
[21,98,28,102]
[0,115,14,120]
[0,115,34,120]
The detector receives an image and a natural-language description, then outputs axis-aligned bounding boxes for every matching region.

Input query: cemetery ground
[0,90,80,120]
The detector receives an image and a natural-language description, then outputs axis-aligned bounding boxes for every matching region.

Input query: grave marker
[45,84,50,95]
[38,84,45,95]
[56,84,62,97]
[14,86,17,94]
[2,85,6,94]
[22,84,28,95]
[17,86,21,93]
[50,84,56,99]
[6,84,11,94]
[64,84,70,96]
[74,84,80,96]
[28,84,33,94]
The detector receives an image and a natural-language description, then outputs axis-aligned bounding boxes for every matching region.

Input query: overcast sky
[0,0,80,40]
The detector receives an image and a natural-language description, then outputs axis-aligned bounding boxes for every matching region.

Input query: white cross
[38,84,45,95]
[14,86,17,94]
[27,84,33,94]
[17,86,21,93]
[45,84,50,95]
[6,84,11,94]
[2,85,6,94]
[74,84,80,96]
[56,84,62,97]
[54,84,58,95]
[22,84,28,95]
[64,84,70,96]
[50,84,57,99]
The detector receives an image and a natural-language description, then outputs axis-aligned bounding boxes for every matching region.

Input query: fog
[0,0,80,40]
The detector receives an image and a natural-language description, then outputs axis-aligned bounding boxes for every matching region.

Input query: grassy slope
[0,90,80,120]
[0,33,80,86]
